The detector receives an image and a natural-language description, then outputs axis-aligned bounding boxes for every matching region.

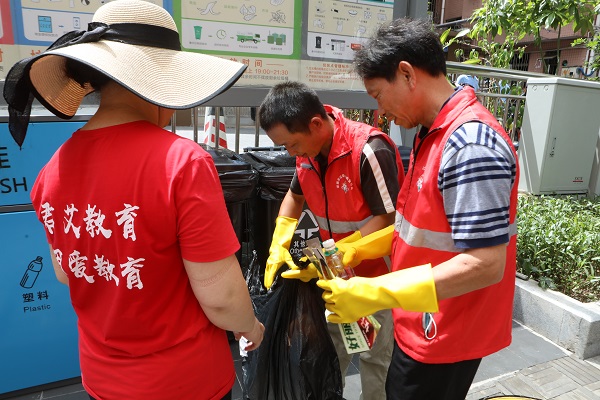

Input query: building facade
[429,0,596,79]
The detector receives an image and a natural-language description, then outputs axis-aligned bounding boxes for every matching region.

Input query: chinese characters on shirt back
[42,201,144,290]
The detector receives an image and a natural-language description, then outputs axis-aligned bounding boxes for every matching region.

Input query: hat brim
[29,40,247,118]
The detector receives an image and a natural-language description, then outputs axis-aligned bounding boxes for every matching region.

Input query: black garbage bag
[242,252,344,400]
[254,166,296,201]
[239,148,296,201]
[240,146,296,169]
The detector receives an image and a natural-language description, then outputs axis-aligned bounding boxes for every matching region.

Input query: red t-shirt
[31,121,240,399]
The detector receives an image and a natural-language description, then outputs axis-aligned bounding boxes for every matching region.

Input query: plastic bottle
[322,238,353,279]
[322,238,380,351]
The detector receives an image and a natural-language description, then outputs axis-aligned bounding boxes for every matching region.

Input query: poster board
[1,0,395,90]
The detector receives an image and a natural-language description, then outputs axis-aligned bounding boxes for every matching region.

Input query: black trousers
[386,341,481,400]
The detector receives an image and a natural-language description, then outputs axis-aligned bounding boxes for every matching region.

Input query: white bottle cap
[322,238,336,250]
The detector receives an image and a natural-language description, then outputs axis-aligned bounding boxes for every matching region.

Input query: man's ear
[308,115,323,133]
[398,61,416,88]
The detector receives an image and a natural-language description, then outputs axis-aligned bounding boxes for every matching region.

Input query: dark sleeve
[359,136,400,215]
[289,171,303,195]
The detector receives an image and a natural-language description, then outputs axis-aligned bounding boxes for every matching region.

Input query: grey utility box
[519,77,600,194]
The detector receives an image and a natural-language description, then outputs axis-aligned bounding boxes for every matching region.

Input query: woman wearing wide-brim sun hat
[5,1,265,399]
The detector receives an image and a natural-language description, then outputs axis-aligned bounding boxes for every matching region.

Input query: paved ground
[3,320,599,400]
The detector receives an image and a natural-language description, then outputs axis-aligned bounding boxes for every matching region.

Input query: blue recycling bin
[0,118,86,396]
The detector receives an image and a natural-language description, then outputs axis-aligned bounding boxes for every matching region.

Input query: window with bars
[510,53,530,71]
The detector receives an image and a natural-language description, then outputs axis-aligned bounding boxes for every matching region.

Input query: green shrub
[517,195,600,303]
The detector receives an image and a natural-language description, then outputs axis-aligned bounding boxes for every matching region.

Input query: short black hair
[258,81,327,133]
[354,18,446,81]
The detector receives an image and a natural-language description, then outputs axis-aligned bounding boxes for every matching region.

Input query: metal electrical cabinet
[519,77,600,194]
[0,115,90,396]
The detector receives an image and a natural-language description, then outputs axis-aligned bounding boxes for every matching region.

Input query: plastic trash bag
[241,251,344,400]
[239,149,296,201]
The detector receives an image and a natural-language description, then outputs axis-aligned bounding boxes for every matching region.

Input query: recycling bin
[1,116,87,396]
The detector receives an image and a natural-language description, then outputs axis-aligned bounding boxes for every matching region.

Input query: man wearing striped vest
[317,18,519,400]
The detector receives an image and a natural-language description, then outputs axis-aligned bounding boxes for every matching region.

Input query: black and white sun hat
[4,0,247,147]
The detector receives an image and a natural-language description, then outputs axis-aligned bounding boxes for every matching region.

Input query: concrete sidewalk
[340,320,600,400]
[4,320,600,400]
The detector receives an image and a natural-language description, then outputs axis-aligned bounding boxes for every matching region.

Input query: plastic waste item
[302,237,335,279]
[321,238,380,354]
[322,238,355,279]
[239,336,249,357]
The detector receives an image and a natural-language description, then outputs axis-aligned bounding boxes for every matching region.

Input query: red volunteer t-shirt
[31,121,240,399]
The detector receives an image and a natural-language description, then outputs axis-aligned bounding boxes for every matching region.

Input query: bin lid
[202,145,252,172]
[241,147,296,168]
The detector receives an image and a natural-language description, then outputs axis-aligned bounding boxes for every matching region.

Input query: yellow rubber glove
[338,225,394,268]
[280,230,362,283]
[264,216,298,289]
[316,264,439,323]
[281,260,320,282]
[337,230,362,245]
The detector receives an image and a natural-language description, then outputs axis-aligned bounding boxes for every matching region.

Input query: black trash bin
[240,147,295,270]
[203,145,259,273]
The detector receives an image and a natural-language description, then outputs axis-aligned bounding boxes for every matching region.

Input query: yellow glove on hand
[338,225,394,268]
[281,258,320,282]
[316,264,439,323]
[333,230,362,275]
[264,216,298,289]
[337,230,362,246]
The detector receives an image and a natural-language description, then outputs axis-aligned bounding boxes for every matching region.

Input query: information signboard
[0,0,394,90]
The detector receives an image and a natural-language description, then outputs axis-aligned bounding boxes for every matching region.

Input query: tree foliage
[572,4,600,80]
[444,0,600,72]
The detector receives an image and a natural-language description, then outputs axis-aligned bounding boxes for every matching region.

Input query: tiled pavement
[2,320,600,400]
[466,356,600,399]
[464,322,600,400]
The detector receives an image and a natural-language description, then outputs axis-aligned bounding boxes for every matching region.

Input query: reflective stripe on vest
[314,214,373,234]
[395,211,517,252]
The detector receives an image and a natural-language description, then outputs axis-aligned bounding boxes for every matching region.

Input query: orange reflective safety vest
[297,105,405,278]
[391,87,519,363]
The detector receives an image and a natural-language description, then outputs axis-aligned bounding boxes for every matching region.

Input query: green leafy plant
[572,4,600,81]
[517,195,600,302]
[441,0,599,73]
[345,109,390,133]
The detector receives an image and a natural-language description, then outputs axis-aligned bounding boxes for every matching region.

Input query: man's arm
[433,243,506,300]
[357,135,400,235]
[359,136,400,218]
[278,189,305,219]
[434,122,516,299]
[358,212,395,236]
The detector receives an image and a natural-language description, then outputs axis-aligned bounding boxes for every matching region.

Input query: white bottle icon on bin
[20,256,43,289]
